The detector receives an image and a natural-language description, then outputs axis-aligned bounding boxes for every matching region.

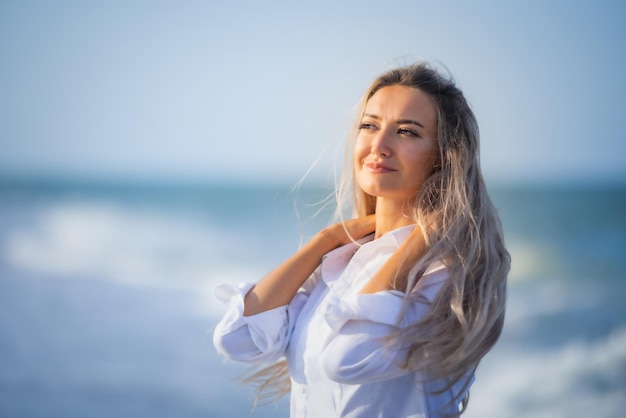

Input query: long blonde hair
[246,62,510,414]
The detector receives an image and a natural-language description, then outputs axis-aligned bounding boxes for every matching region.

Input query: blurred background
[1,0,625,417]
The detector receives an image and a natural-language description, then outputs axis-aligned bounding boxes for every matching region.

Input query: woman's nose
[371,128,392,157]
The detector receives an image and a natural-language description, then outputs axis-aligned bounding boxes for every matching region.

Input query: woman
[213,62,510,417]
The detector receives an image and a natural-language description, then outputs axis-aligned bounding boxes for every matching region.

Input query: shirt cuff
[214,283,289,353]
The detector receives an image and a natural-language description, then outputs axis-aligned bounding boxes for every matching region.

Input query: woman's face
[354,85,439,203]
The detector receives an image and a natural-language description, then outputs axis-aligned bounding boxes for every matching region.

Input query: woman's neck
[373,198,415,239]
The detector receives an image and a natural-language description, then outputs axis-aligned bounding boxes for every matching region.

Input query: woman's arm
[243,216,375,316]
[321,265,450,384]
[359,226,428,294]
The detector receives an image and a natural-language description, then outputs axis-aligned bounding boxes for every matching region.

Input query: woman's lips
[364,161,397,173]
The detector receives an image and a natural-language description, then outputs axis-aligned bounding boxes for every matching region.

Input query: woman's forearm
[243,216,376,316]
[242,228,339,316]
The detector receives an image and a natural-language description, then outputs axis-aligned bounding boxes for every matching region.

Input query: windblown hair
[245,62,510,415]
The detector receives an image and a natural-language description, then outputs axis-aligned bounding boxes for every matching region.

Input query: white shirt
[213,225,473,417]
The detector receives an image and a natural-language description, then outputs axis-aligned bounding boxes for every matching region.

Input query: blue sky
[1,0,625,185]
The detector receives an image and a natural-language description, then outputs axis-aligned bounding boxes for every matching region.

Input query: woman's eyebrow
[396,118,425,129]
[362,113,425,129]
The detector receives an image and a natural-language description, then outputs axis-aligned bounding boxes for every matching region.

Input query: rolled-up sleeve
[320,292,412,384]
[213,281,310,363]
[320,270,447,384]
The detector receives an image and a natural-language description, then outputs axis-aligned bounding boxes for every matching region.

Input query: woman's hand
[320,215,376,248]
[359,225,429,294]
[243,215,375,316]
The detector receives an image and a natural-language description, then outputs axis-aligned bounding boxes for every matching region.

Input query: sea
[0,177,624,418]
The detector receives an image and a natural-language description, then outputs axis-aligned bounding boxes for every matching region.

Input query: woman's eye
[359,123,376,130]
[398,128,420,138]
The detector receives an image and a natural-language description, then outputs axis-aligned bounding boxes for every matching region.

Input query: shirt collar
[320,224,417,285]
[374,224,415,247]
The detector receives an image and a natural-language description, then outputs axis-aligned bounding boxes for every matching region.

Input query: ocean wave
[505,239,559,283]
[467,327,626,418]
[1,200,262,295]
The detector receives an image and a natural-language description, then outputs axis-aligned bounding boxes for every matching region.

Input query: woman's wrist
[313,224,344,254]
